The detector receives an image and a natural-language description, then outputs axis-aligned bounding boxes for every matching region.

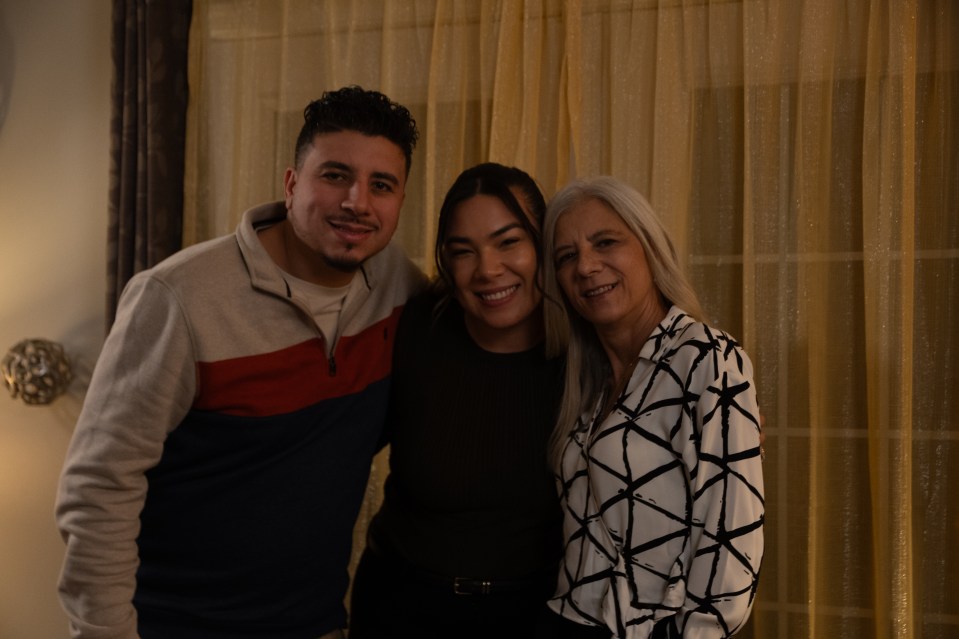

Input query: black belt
[365,535,554,596]
[450,574,549,596]
[422,570,552,596]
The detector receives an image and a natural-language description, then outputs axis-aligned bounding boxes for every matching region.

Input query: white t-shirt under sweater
[283,272,353,356]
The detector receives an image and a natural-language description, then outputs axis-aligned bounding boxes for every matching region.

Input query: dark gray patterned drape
[107,0,192,327]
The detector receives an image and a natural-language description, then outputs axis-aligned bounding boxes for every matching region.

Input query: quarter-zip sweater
[56,202,426,639]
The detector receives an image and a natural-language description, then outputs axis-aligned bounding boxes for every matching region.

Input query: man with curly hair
[56,86,426,639]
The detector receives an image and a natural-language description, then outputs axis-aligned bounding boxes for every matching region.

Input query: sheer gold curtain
[183,1,958,636]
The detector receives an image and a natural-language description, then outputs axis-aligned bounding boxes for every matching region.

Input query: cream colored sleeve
[55,274,196,639]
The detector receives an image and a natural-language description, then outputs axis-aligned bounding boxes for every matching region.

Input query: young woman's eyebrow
[446,222,523,246]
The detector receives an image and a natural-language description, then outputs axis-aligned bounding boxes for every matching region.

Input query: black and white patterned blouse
[549,306,765,638]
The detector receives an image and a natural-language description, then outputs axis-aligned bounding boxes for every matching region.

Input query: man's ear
[283,167,297,207]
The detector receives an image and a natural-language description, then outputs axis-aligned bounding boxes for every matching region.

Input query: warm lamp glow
[1,338,73,405]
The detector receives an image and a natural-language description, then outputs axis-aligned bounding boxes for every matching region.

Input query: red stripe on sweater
[194,310,401,417]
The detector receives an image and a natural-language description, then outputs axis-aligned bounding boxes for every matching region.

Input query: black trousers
[348,545,555,639]
[533,607,613,638]
[533,606,678,639]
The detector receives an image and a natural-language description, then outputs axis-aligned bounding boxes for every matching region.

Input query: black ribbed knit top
[368,292,564,579]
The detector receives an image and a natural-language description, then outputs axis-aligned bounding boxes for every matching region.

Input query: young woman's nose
[476,249,505,278]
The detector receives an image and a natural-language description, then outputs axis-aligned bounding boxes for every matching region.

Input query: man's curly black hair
[294,85,419,174]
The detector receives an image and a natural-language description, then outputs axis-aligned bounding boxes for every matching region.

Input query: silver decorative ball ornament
[1,338,73,405]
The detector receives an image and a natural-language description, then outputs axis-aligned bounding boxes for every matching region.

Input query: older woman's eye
[554,251,575,266]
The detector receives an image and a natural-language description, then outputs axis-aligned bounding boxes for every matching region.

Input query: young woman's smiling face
[445,194,543,353]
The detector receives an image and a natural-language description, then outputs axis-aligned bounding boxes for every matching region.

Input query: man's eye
[372,181,395,193]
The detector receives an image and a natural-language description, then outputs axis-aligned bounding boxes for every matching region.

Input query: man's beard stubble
[323,247,363,274]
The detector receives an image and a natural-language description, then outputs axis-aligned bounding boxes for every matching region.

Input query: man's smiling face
[282,130,407,287]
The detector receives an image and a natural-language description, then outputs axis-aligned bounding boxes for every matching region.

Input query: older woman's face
[552,198,659,333]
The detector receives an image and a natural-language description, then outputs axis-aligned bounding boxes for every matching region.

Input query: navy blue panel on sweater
[134,377,390,639]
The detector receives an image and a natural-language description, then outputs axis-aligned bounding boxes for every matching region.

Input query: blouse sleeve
[680,342,765,637]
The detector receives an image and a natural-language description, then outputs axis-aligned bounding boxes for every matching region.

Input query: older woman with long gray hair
[536,176,765,639]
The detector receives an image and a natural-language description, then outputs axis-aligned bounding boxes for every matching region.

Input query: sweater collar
[236,201,378,296]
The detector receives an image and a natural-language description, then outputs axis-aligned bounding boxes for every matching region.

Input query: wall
[0,1,111,637]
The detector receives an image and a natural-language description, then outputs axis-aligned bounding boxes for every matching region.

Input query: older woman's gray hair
[542,175,704,466]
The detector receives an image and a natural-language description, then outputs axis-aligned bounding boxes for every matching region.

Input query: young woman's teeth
[480,285,518,301]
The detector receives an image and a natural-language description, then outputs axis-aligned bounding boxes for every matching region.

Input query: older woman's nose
[574,248,602,277]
